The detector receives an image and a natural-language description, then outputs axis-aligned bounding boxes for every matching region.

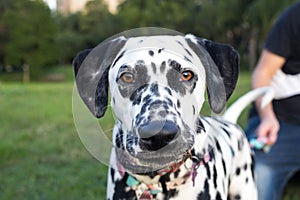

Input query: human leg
[245,117,300,200]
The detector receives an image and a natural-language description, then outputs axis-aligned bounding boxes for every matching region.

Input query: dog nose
[139,120,179,151]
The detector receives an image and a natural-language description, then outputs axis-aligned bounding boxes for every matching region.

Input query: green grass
[0,83,107,199]
[0,70,298,199]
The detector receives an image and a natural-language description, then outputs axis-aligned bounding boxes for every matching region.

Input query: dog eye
[120,72,135,83]
[180,70,194,81]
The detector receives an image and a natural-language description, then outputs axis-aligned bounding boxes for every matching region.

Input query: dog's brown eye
[120,72,135,83]
[181,70,194,81]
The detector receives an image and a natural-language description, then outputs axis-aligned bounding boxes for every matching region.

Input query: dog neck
[122,150,211,199]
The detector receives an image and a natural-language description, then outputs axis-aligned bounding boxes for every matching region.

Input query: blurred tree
[0,0,58,81]
[80,0,119,46]
[115,0,298,70]
[116,0,201,32]
[55,0,118,64]
[0,0,13,71]
[243,0,297,69]
[1,0,298,78]
[191,0,256,69]
[55,12,85,64]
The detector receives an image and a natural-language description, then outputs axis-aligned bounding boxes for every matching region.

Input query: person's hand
[256,115,280,145]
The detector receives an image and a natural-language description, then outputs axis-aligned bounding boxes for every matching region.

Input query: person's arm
[252,49,286,145]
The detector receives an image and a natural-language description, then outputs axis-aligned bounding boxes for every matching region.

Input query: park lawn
[0,82,107,199]
[0,71,298,199]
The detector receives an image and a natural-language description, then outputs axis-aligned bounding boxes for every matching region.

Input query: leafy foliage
[0,0,298,81]
[0,0,58,79]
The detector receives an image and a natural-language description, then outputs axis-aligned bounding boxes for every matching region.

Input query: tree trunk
[248,29,257,71]
[23,64,30,83]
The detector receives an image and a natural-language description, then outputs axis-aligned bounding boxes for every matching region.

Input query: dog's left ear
[185,35,239,113]
[73,37,126,118]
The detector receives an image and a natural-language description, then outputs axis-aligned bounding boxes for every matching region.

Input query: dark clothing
[265,2,300,74]
[264,2,300,125]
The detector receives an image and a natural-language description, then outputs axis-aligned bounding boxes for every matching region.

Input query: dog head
[73,33,239,173]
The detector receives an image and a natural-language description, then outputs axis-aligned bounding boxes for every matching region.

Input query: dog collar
[191,153,211,187]
[126,172,191,199]
[126,153,211,199]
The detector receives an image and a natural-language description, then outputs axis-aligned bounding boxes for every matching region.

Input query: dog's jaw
[113,122,195,174]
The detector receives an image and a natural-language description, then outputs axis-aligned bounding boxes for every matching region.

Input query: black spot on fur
[176,40,184,46]
[130,84,149,106]
[164,87,172,96]
[215,139,222,153]
[163,189,178,200]
[115,128,124,149]
[150,83,159,96]
[245,177,249,183]
[110,168,115,183]
[168,59,182,71]
[222,127,231,138]
[125,134,135,153]
[143,94,152,104]
[189,75,198,93]
[196,118,205,133]
[251,154,255,180]
[166,97,173,106]
[177,99,181,109]
[151,62,157,74]
[230,146,235,157]
[160,61,166,73]
[149,50,154,56]
[204,163,211,179]
[236,167,241,176]
[213,165,217,188]
[209,148,215,161]
[184,48,193,57]
[192,105,196,115]
[159,174,170,194]
[197,179,210,200]
[234,194,241,200]
[135,113,145,125]
[216,192,222,200]
[184,56,192,63]
[174,169,180,178]
[113,174,136,199]
[237,138,244,151]
[243,163,248,171]
[158,48,164,53]
[140,103,148,116]
[222,158,227,176]
[112,50,126,67]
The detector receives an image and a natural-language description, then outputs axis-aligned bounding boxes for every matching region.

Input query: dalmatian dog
[73,32,258,200]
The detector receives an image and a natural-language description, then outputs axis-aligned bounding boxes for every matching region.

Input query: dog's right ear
[73,37,126,118]
[185,35,239,113]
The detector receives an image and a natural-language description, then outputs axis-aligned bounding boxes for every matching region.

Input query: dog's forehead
[111,35,204,74]
[123,35,190,54]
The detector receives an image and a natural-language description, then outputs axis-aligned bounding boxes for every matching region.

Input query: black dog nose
[139,120,179,151]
